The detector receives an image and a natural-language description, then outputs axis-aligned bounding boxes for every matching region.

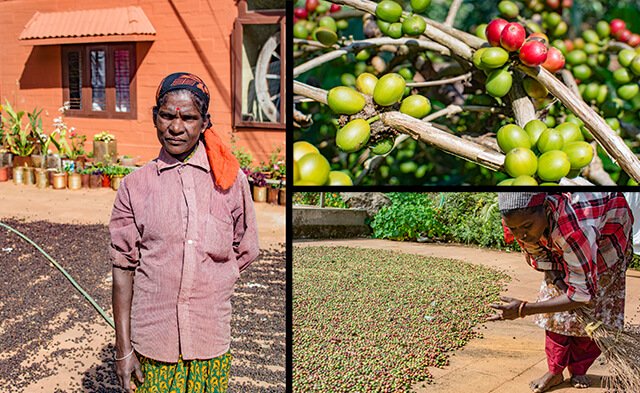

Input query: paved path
[294,239,640,393]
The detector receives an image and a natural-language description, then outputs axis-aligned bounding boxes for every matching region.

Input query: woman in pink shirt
[109,72,259,393]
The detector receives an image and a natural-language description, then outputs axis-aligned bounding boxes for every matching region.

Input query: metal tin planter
[252,186,267,202]
[35,169,49,189]
[67,173,82,190]
[51,172,67,189]
[12,167,25,185]
[111,175,123,191]
[23,167,35,185]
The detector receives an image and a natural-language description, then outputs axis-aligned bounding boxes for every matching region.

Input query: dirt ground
[0,181,285,392]
[294,238,640,393]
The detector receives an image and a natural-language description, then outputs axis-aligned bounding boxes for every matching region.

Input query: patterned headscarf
[155,72,210,111]
[497,193,546,213]
[155,72,239,191]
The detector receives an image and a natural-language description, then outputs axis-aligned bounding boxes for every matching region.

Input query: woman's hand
[487,296,525,321]
[115,351,144,392]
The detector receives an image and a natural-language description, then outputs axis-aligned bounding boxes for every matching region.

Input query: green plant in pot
[2,101,39,167]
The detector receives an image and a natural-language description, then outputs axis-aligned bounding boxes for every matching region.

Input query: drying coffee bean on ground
[0,219,285,392]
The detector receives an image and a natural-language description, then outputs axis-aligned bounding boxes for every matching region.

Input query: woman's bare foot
[570,375,591,389]
[530,372,564,393]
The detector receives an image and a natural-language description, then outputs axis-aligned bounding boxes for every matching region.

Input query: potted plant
[34,167,49,189]
[101,165,113,188]
[250,171,267,202]
[0,164,8,182]
[51,169,66,190]
[65,163,81,190]
[267,182,280,204]
[2,101,38,168]
[79,166,92,188]
[89,165,103,189]
[93,131,117,165]
[110,165,132,191]
[278,181,286,206]
[119,155,139,167]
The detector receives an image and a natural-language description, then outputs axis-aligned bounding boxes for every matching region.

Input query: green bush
[370,193,519,251]
[292,192,347,208]
[371,193,446,241]
[439,193,520,251]
[630,254,640,270]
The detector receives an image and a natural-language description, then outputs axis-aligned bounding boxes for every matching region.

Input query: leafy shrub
[370,193,520,251]
[630,254,640,270]
[371,193,445,241]
[292,192,347,208]
[439,193,520,251]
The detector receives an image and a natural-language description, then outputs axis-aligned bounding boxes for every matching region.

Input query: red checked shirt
[518,192,633,304]
[109,140,259,362]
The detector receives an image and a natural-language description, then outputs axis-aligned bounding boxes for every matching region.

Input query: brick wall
[0,0,284,165]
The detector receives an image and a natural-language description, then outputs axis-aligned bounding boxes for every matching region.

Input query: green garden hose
[0,221,115,329]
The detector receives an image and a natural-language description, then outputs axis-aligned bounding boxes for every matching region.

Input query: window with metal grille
[62,43,137,118]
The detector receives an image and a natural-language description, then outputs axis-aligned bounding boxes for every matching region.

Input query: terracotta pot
[68,173,82,190]
[12,166,25,185]
[252,186,267,202]
[51,172,67,189]
[279,188,286,205]
[81,174,90,188]
[89,174,102,189]
[12,155,33,168]
[0,166,8,182]
[93,140,117,164]
[101,174,111,188]
[267,187,279,204]
[35,169,49,189]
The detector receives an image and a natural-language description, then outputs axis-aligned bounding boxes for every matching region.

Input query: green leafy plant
[371,193,446,241]
[292,192,348,208]
[1,101,40,157]
[230,134,253,170]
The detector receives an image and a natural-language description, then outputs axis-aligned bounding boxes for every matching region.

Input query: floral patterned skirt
[533,259,627,337]
[134,351,232,393]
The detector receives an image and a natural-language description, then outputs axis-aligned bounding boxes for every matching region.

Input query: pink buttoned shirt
[109,140,259,362]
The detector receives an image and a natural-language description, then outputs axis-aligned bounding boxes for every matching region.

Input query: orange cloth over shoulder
[203,128,239,191]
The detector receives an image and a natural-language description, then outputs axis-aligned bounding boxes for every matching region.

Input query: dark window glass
[91,50,106,111]
[68,51,82,110]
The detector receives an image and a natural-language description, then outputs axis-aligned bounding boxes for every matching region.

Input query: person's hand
[115,350,144,392]
[487,296,524,321]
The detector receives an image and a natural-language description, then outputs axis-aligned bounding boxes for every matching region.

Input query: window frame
[61,43,137,119]
[231,1,286,130]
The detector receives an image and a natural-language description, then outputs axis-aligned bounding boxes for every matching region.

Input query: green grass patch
[293,246,510,392]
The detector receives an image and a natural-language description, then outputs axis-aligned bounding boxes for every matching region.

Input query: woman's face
[155,91,206,161]
[503,207,548,244]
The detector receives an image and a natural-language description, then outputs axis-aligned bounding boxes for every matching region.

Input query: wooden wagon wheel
[255,32,281,123]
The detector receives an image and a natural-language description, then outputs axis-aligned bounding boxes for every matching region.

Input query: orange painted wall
[0,0,285,165]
